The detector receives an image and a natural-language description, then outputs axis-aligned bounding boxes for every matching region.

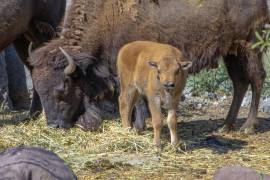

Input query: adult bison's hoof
[218,123,235,133]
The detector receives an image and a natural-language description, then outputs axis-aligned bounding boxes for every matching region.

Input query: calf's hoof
[171,139,180,147]
[154,139,162,150]
[123,126,132,132]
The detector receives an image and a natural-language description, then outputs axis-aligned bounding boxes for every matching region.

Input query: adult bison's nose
[163,81,175,89]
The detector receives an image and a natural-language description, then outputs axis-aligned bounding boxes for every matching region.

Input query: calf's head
[31,45,113,130]
[148,56,192,90]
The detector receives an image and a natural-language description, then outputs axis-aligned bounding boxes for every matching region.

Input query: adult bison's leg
[13,36,43,118]
[132,97,149,132]
[240,51,265,134]
[222,55,249,131]
[5,45,31,110]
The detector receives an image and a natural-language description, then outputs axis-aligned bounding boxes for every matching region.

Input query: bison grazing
[29,0,268,133]
[117,41,192,147]
[0,0,66,116]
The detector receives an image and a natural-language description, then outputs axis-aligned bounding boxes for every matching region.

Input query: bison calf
[117,41,192,147]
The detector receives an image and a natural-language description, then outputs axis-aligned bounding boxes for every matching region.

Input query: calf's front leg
[167,109,178,146]
[148,97,163,148]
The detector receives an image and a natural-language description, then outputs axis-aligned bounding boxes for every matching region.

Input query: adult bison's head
[30,43,115,130]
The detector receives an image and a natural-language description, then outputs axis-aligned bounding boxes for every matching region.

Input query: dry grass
[0,98,269,180]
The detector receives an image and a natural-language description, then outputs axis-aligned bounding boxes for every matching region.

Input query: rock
[241,91,252,107]
[260,97,270,114]
[220,95,227,101]
[213,101,219,106]
[204,92,217,99]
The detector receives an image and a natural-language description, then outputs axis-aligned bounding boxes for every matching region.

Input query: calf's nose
[163,81,175,89]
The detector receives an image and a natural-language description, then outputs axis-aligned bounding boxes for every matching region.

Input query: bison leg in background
[0,51,13,111]
[222,55,249,131]
[5,45,31,110]
[132,97,149,132]
[13,36,43,118]
[240,51,265,134]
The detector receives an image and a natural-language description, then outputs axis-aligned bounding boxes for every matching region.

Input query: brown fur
[30,0,269,131]
[117,41,192,147]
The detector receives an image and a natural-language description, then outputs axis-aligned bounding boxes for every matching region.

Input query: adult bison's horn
[59,47,77,75]
[28,42,33,57]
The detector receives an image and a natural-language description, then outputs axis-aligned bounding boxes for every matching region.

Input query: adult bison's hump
[134,0,268,60]
[80,0,268,73]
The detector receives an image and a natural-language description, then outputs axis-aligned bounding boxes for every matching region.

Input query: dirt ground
[0,96,269,179]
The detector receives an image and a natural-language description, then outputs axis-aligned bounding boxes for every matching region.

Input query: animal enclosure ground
[0,97,269,180]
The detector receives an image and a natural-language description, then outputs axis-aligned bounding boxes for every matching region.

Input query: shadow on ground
[159,117,270,154]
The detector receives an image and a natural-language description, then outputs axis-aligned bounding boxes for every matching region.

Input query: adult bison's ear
[75,53,96,75]
[147,60,158,68]
[180,61,193,71]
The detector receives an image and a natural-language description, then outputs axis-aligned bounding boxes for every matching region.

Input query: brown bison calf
[117,41,192,147]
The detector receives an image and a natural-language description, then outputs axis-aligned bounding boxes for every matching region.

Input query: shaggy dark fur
[30,0,269,132]
[0,0,66,117]
[0,146,77,180]
[214,166,270,180]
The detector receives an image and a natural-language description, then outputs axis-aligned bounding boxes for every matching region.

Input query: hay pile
[0,98,269,179]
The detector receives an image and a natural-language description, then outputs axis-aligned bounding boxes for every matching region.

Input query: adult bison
[0,0,66,116]
[29,0,269,133]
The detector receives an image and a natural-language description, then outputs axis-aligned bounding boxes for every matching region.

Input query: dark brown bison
[29,0,268,132]
[0,146,77,180]
[0,0,66,116]
[214,166,270,180]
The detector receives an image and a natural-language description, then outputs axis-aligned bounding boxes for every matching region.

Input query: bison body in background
[214,166,270,180]
[0,146,77,180]
[0,0,66,116]
[30,0,268,132]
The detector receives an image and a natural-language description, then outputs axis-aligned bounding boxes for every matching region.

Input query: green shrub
[186,60,232,96]
[185,29,270,97]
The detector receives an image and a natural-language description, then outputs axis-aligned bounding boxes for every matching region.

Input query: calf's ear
[147,60,158,68]
[180,61,193,71]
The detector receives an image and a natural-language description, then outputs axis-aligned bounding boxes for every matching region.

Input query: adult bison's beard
[77,102,102,131]
[76,97,119,131]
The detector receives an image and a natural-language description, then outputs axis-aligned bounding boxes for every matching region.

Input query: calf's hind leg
[119,87,139,129]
